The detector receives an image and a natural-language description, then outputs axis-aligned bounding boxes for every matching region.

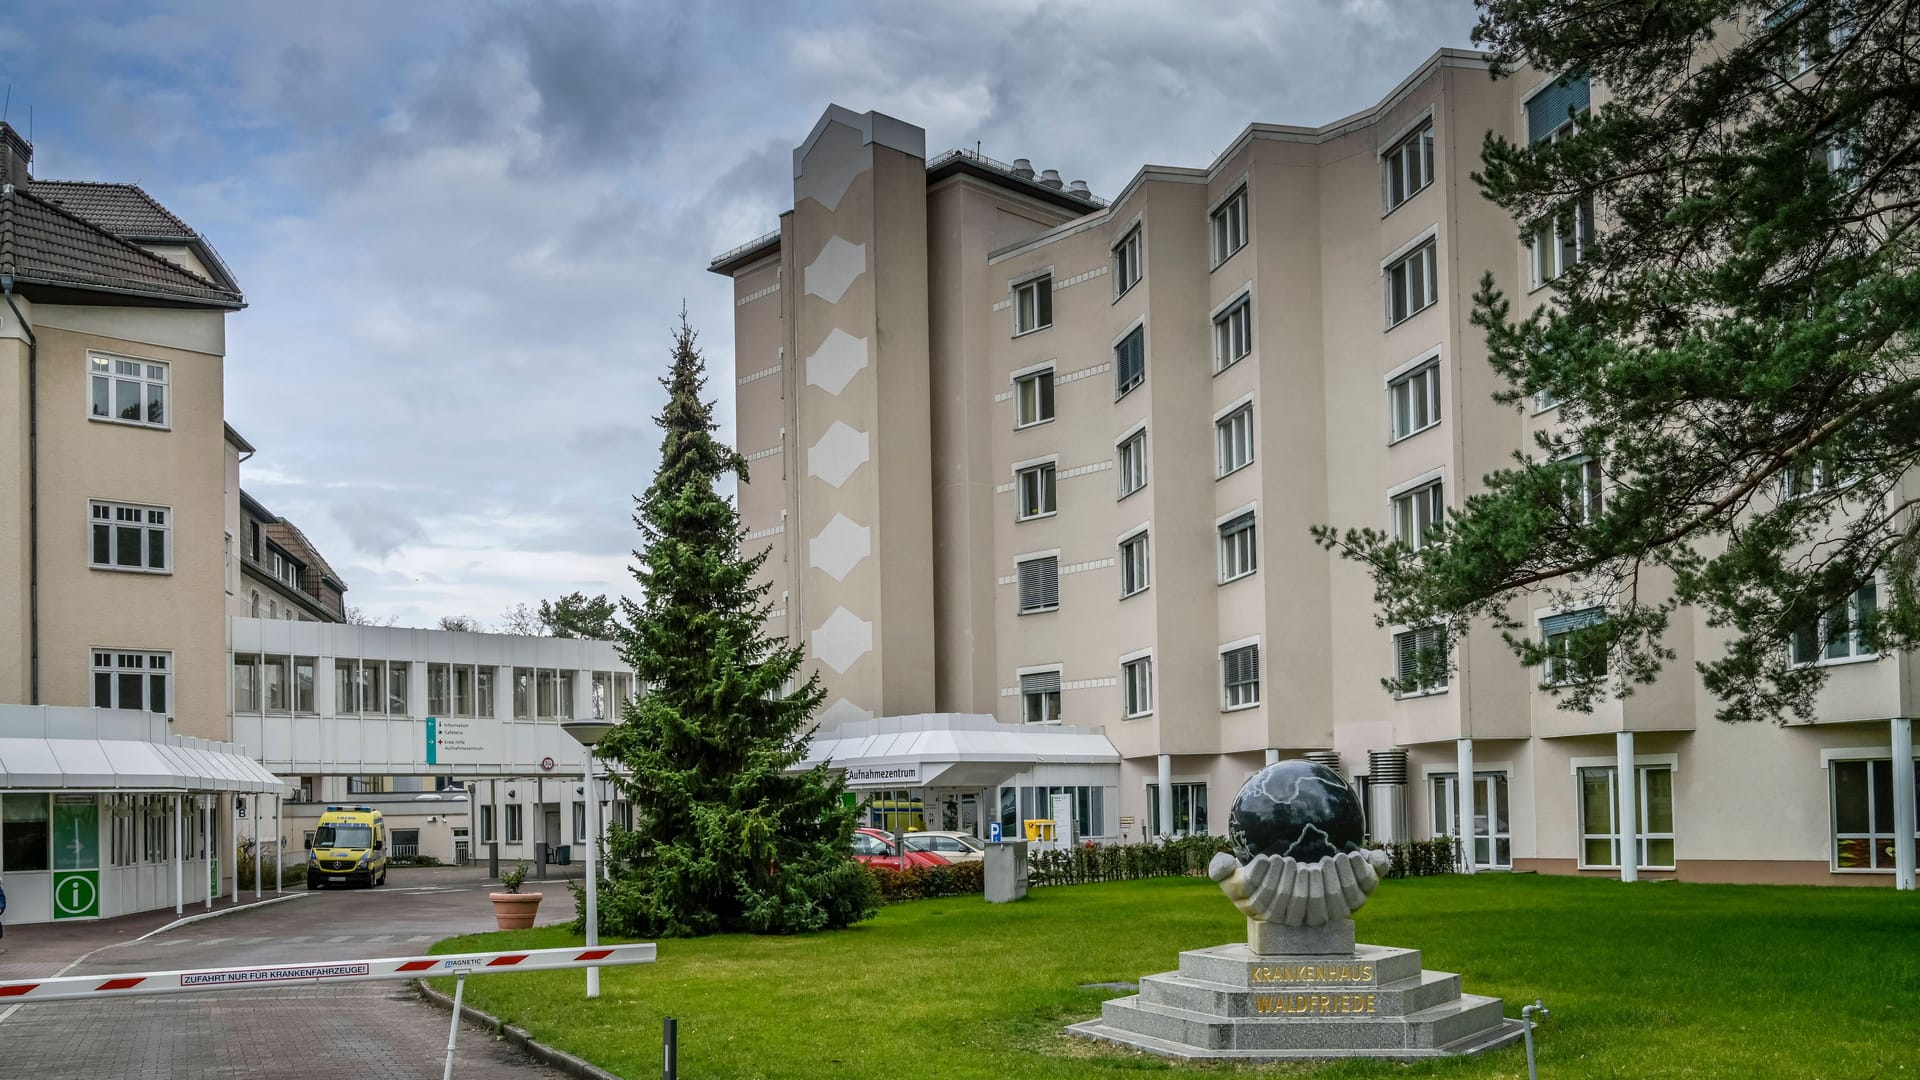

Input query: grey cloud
[329,500,429,559]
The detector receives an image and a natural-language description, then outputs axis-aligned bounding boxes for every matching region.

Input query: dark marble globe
[1227,760,1365,864]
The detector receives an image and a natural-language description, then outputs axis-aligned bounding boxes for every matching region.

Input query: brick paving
[0,866,583,1079]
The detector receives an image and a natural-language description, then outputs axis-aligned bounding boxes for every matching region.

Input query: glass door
[1430,773,1511,869]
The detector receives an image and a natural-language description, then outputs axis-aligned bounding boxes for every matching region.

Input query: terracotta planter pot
[490,891,543,930]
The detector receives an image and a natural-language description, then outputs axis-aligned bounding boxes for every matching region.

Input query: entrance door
[959,794,979,837]
[543,808,562,847]
[1430,773,1511,869]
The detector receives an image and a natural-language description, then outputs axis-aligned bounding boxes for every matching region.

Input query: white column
[1455,739,1476,875]
[1892,718,1916,891]
[275,795,284,893]
[1616,730,1639,883]
[574,669,593,720]
[1156,754,1173,838]
[583,749,601,998]
[172,796,184,915]
[253,798,262,899]
[494,666,513,720]
[1263,748,1280,767]
[203,798,213,910]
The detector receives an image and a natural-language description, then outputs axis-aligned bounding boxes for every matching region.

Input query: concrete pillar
[1617,730,1639,883]
[409,661,430,719]
[494,666,513,720]
[317,658,338,716]
[1455,739,1476,874]
[1892,718,1916,891]
[1157,754,1173,838]
[575,669,593,720]
[1263,748,1280,767]
[172,795,184,915]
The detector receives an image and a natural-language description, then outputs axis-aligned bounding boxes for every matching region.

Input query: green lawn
[429,875,1919,1079]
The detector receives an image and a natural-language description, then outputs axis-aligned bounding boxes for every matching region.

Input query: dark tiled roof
[0,185,244,307]
[31,179,196,239]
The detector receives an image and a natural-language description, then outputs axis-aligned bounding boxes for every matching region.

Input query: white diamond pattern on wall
[805,328,869,396]
[806,421,870,488]
[804,236,866,304]
[809,513,871,581]
[816,697,875,730]
[811,606,874,675]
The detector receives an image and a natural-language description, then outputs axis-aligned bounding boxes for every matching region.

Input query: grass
[429,875,1920,1079]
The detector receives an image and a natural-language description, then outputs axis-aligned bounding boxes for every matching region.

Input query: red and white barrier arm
[0,943,657,1005]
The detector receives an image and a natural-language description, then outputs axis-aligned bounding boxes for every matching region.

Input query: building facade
[711,49,1919,886]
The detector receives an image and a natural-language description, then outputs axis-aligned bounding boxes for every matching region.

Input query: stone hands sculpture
[1208,848,1390,927]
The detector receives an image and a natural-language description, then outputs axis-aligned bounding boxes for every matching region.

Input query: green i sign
[53,870,99,919]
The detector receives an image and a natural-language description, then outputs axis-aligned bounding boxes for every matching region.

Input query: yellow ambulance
[306,805,389,889]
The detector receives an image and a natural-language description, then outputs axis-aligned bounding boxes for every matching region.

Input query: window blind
[1021,670,1062,695]
[1527,74,1590,142]
[1018,557,1059,612]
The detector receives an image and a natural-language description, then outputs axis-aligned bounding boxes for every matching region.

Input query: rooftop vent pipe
[1010,157,1035,179]
[1068,179,1091,197]
[1038,168,1064,189]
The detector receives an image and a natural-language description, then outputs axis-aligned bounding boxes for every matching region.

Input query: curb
[132,892,311,942]
[413,979,624,1080]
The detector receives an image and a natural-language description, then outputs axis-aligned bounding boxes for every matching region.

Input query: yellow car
[307,806,389,889]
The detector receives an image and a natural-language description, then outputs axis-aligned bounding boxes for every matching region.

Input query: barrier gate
[0,942,657,1078]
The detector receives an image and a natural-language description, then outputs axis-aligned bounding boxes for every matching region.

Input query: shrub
[1372,836,1459,878]
[866,860,986,901]
[1026,835,1232,888]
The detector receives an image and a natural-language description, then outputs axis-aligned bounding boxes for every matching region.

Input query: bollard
[1521,998,1549,1080]
[662,1016,678,1080]
[488,842,499,881]
[535,842,549,879]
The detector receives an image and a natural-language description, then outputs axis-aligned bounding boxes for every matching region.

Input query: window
[1017,556,1060,614]
[1014,275,1052,334]
[1780,453,1857,499]
[1791,582,1878,665]
[1213,296,1251,371]
[1382,120,1435,212]
[88,354,169,428]
[93,650,169,712]
[537,668,574,719]
[1219,511,1257,582]
[2,794,51,872]
[1119,531,1150,597]
[1216,405,1254,477]
[272,550,301,590]
[1391,479,1444,549]
[1530,196,1594,287]
[1543,607,1609,683]
[249,589,261,618]
[1002,784,1109,838]
[295,657,317,714]
[232,653,260,713]
[89,501,170,573]
[1388,359,1441,441]
[514,667,534,719]
[1210,187,1248,266]
[1114,326,1145,397]
[1146,782,1208,836]
[260,655,289,713]
[1393,625,1448,696]
[1526,73,1589,144]
[388,662,410,715]
[479,805,496,844]
[1385,240,1438,326]
[1564,457,1605,524]
[333,659,406,716]
[573,803,587,843]
[1430,772,1511,868]
[392,828,421,857]
[1222,643,1260,709]
[1122,655,1153,717]
[505,803,524,844]
[1016,462,1056,520]
[1113,227,1142,295]
[1832,759,1920,871]
[476,667,495,718]
[1579,764,1675,869]
[1116,430,1147,497]
[1021,670,1062,724]
[1014,368,1055,427]
[428,663,484,717]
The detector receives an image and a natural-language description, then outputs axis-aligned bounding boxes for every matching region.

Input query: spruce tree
[1317,1,1920,722]
[589,311,874,936]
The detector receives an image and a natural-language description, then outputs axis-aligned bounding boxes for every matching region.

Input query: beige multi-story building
[711,49,1918,887]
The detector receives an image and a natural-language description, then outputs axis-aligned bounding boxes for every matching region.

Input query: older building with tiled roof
[237,487,349,622]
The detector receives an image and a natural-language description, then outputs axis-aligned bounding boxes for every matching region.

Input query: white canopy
[0,705,290,794]
[800,713,1119,790]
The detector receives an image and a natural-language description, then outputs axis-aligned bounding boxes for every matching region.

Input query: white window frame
[1013,273,1053,335]
[1014,460,1058,521]
[1825,752,1920,873]
[1120,649,1154,718]
[1013,364,1056,429]
[1529,194,1593,289]
[92,649,171,714]
[1428,770,1511,869]
[1389,476,1444,550]
[1112,225,1142,298]
[1564,455,1605,525]
[87,352,171,430]
[1113,321,1146,398]
[1220,639,1261,711]
[505,802,524,844]
[1016,554,1061,615]
[1541,606,1609,685]
[1212,293,1252,372]
[1576,762,1676,871]
[1209,185,1249,268]
[1215,402,1254,478]
[1019,666,1064,725]
[1392,624,1449,697]
[1116,427,1147,498]
[1384,236,1439,328]
[1118,527,1150,598]
[88,499,172,574]
[1381,117,1436,214]
[1218,508,1257,583]
[1386,355,1442,443]
[1790,581,1878,667]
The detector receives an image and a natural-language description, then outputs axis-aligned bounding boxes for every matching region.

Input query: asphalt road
[0,866,581,1079]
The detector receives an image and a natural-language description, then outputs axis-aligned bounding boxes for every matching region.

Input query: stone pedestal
[1248,916,1353,956]
[984,840,1028,903]
[1067,942,1525,1061]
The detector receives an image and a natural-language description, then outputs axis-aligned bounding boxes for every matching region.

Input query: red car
[852,827,949,868]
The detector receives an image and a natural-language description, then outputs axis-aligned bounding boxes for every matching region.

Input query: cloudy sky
[4,0,1479,627]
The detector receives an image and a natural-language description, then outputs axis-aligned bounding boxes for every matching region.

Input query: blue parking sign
[989,822,1002,844]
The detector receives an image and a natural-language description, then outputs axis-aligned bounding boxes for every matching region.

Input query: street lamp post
[561,719,615,1000]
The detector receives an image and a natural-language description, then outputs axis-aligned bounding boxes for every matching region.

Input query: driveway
[0,866,582,1079]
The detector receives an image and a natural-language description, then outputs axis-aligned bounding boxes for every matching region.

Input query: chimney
[1038,168,1063,190]
[0,122,30,189]
[1010,157,1035,180]
[1068,179,1092,198]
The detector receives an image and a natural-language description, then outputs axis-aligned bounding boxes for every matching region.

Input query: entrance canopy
[0,705,288,794]
[800,713,1119,791]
